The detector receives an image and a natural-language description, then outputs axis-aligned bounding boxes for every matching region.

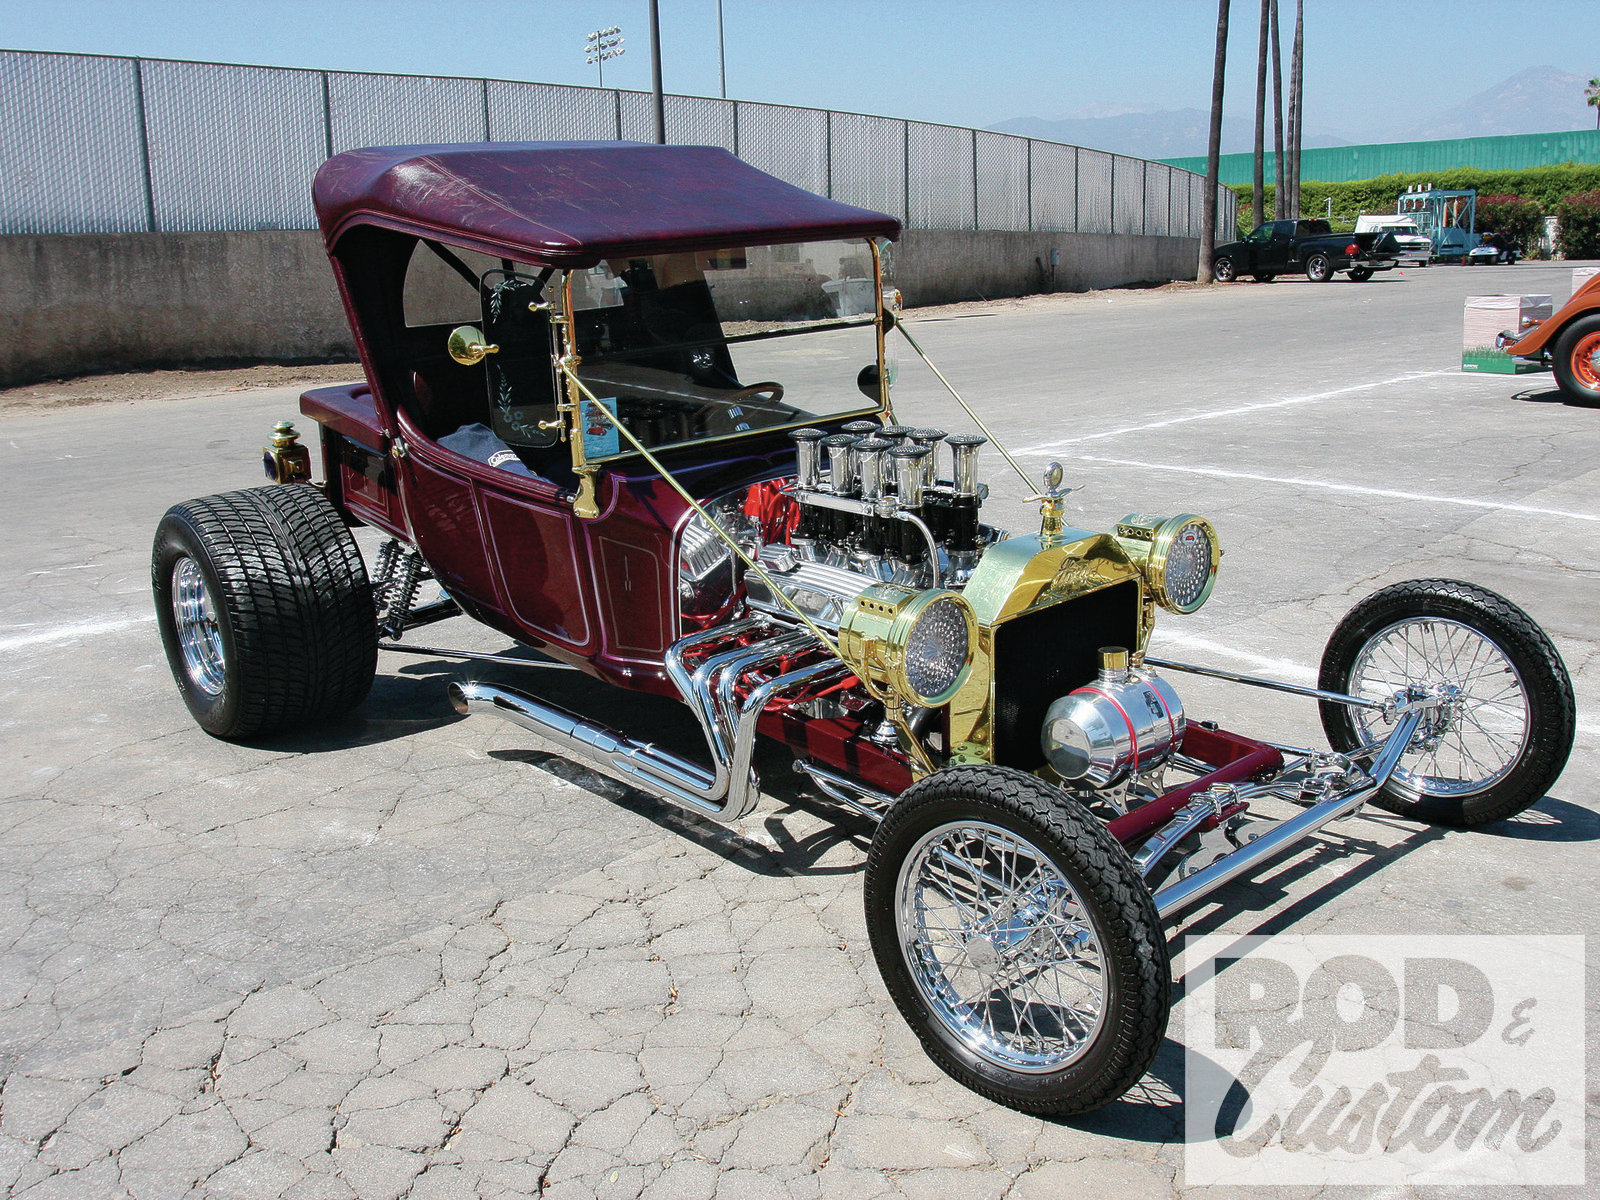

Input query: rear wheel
[1347,267,1373,281]
[153,485,378,739]
[1212,256,1237,283]
[1552,315,1600,404]
[1306,253,1334,282]
[864,765,1169,1116]
[1318,579,1574,827]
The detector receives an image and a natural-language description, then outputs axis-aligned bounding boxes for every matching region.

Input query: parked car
[1503,268,1600,402]
[1354,213,1433,266]
[152,142,1575,1116]
[1212,218,1400,282]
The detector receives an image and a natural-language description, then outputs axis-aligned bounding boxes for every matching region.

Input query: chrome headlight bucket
[1114,513,1221,614]
[838,584,977,708]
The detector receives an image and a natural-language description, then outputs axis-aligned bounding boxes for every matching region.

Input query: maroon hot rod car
[153,142,1575,1116]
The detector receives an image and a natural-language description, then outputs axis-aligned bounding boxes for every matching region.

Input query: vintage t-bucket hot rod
[151,143,1576,1115]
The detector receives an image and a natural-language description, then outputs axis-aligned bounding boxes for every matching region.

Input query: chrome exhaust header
[450,621,848,824]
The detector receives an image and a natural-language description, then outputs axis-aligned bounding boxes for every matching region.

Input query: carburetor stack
[743,422,995,630]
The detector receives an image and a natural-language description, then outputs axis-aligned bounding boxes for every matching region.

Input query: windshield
[563,239,883,460]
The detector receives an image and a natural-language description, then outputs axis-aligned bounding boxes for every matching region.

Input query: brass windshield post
[558,271,601,519]
[870,239,897,423]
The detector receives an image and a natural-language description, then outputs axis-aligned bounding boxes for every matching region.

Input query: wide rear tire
[152,485,377,739]
[1551,315,1600,405]
[864,765,1169,1116]
[1318,580,1574,827]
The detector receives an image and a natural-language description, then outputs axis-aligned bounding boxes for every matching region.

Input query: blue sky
[1,1,1594,141]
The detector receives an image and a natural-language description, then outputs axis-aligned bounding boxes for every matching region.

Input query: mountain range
[989,67,1596,159]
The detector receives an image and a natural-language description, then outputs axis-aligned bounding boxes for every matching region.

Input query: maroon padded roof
[313,141,901,267]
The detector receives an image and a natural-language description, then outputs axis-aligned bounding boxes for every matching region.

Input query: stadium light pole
[717,0,727,99]
[584,26,624,88]
[649,0,666,143]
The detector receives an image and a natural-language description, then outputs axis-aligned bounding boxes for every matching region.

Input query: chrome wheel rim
[1347,617,1528,799]
[895,820,1106,1072]
[171,556,226,696]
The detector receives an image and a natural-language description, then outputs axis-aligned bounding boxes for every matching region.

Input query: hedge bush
[1554,191,1600,259]
[1231,162,1600,239]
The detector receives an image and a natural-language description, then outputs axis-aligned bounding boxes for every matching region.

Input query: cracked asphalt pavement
[1,260,1597,1198]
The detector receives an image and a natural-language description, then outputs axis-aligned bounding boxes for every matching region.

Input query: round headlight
[899,594,974,706]
[1115,512,1221,614]
[1149,515,1220,613]
[838,585,977,709]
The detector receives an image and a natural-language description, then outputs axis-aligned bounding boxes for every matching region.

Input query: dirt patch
[0,361,363,418]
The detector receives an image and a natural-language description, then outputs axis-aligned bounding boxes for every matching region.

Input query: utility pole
[649,0,666,144]
[717,0,727,99]
[584,26,624,88]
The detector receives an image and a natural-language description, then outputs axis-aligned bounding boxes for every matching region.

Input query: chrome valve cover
[1041,653,1185,788]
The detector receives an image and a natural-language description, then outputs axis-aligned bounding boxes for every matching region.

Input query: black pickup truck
[1212,218,1399,283]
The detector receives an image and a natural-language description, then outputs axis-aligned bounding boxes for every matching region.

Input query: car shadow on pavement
[231,661,469,753]
[1513,384,1599,408]
[1470,793,1600,841]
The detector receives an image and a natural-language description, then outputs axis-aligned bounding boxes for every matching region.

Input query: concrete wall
[0,229,1200,388]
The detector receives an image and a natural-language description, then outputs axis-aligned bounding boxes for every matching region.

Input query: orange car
[1504,270,1600,401]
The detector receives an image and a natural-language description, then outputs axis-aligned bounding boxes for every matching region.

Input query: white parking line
[1065,455,1600,524]
[1018,368,1461,454]
[0,614,154,652]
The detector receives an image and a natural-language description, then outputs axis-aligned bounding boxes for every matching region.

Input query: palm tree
[1253,0,1270,229]
[1199,0,1232,282]
[1286,0,1303,217]
[1271,0,1285,218]
[1588,77,1600,129]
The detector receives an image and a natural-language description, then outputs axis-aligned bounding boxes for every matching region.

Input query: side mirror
[447,325,499,366]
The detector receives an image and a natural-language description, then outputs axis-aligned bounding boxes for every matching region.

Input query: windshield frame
[555,237,893,476]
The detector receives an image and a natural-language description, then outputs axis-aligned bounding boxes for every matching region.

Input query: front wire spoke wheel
[1345,617,1528,798]
[1319,579,1574,826]
[899,822,1105,1071]
[864,766,1169,1115]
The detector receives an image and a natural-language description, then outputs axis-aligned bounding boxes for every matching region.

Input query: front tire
[1551,315,1600,404]
[153,485,378,739]
[864,766,1169,1116]
[1347,267,1373,281]
[1213,256,1237,283]
[1306,253,1334,282]
[1318,580,1574,827]
[1252,272,1276,282]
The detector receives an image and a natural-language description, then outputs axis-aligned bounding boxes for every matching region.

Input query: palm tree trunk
[1253,0,1269,229]
[1271,0,1285,218]
[1287,0,1303,217]
[1198,0,1231,282]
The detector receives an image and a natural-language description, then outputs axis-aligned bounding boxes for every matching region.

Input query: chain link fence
[0,49,1234,241]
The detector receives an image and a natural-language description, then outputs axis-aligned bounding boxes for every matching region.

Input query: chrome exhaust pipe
[449,680,729,816]
[448,626,849,825]
[1152,709,1423,920]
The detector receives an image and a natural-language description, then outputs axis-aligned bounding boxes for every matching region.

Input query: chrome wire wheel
[170,556,226,697]
[895,819,1107,1072]
[1344,617,1528,801]
[1319,579,1574,827]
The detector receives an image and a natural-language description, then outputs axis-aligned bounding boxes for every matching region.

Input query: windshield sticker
[582,397,620,459]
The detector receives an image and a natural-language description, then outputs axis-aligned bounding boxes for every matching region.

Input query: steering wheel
[693,382,788,434]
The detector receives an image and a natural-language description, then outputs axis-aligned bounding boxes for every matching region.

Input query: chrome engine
[725,423,998,630]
